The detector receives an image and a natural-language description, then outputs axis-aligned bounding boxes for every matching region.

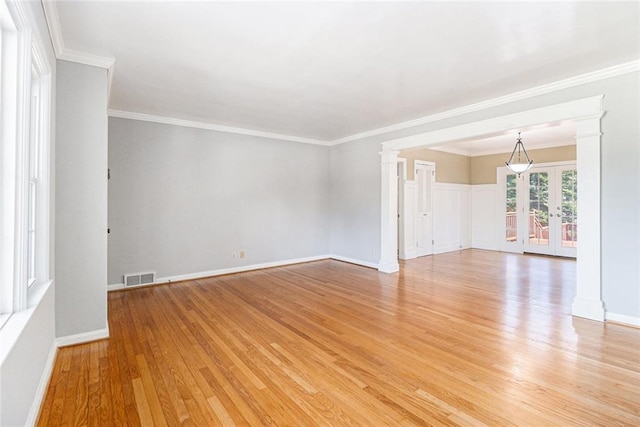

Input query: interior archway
[379,96,605,321]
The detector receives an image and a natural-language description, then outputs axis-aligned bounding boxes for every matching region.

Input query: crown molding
[41,0,63,57]
[57,49,115,69]
[330,60,640,146]
[42,0,114,69]
[38,1,639,148]
[108,110,330,146]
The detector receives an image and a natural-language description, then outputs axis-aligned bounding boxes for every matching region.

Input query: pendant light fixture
[505,132,533,175]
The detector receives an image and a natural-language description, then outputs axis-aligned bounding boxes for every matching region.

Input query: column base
[378,260,400,273]
[572,297,605,321]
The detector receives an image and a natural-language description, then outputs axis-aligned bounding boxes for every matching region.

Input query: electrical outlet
[239,250,245,259]
[232,252,236,259]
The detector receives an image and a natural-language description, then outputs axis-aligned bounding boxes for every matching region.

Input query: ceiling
[47,1,639,143]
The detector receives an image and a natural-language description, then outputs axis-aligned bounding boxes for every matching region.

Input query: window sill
[0,313,10,330]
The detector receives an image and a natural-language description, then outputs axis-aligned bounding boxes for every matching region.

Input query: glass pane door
[505,173,518,243]
[499,168,523,253]
[556,167,577,257]
[523,165,577,258]
[527,171,552,253]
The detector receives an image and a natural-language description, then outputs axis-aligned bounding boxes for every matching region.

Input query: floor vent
[124,272,155,287]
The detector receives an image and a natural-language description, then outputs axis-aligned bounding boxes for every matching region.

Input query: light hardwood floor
[38,250,640,426]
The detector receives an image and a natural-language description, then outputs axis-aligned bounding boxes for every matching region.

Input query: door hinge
[108,168,110,180]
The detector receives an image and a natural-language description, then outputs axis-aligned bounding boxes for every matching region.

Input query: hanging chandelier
[505,132,533,175]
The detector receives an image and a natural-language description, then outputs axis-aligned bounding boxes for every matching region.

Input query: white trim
[330,255,378,270]
[108,255,333,290]
[471,184,499,251]
[57,50,114,70]
[379,150,400,273]
[40,1,63,58]
[434,242,471,255]
[41,0,114,69]
[36,1,640,151]
[430,141,576,157]
[108,109,330,146]
[55,327,110,348]
[605,312,640,328]
[108,255,381,291]
[384,96,604,152]
[25,341,57,427]
[432,183,472,254]
[377,260,400,274]
[380,96,605,322]
[331,61,639,146]
[432,182,470,191]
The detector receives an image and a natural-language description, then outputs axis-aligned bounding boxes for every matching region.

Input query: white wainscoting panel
[400,181,417,259]
[433,183,471,254]
[471,184,499,250]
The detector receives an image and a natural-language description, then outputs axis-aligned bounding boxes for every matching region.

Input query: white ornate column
[572,115,605,321]
[379,149,400,273]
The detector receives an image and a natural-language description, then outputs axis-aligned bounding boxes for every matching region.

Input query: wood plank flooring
[38,250,640,426]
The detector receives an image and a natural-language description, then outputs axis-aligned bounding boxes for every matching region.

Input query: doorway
[524,164,577,257]
[379,95,605,321]
[499,162,577,258]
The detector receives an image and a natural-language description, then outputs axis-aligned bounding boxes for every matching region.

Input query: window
[28,76,40,286]
[0,0,52,328]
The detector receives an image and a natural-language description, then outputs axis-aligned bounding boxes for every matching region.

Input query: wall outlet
[232,252,236,259]
[239,250,245,259]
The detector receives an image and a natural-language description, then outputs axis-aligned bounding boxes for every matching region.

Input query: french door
[500,163,577,258]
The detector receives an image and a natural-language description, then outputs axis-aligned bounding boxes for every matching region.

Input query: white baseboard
[399,247,417,260]
[605,312,640,327]
[108,255,333,291]
[434,243,469,254]
[55,327,110,348]
[25,341,58,427]
[330,254,378,269]
[572,297,605,322]
[471,241,499,251]
[377,259,399,273]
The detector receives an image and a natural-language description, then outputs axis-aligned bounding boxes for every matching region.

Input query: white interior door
[524,165,577,257]
[415,161,434,257]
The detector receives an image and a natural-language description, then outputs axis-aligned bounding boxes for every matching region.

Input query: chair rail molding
[380,95,605,321]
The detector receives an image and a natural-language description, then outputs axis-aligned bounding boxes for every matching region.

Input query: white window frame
[0,0,52,329]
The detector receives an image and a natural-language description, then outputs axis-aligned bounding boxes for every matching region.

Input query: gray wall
[329,137,381,264]
[55,60,108,337]
[329,71,640,319]
[108,118,330,284]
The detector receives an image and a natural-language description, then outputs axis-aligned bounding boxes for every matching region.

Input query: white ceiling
[48,1,640,142]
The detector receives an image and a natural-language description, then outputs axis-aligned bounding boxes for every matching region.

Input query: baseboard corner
[56,327,110,348]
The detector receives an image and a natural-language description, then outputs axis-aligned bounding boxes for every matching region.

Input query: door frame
[379,95,605,322]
